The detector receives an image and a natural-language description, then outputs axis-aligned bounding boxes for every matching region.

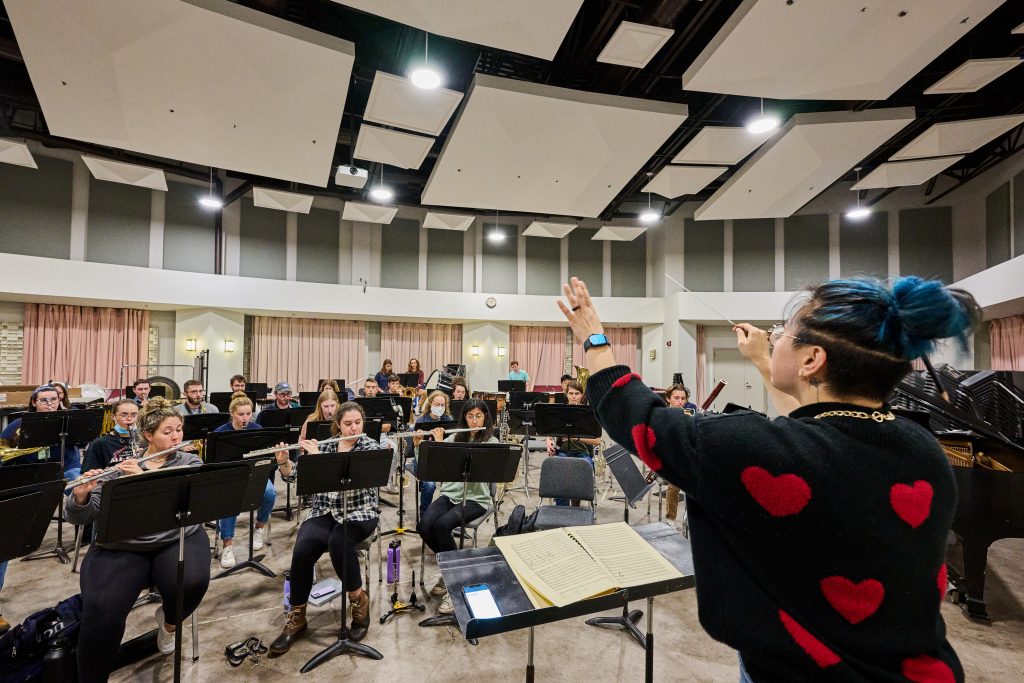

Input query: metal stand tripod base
[213,555,276,580]
[300,637,382,672]
[418,614,456,628]
[380,600,425,624]
[585,608,645,648]
[23,544,71,564]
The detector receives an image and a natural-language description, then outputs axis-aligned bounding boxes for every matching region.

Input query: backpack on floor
[0,593,83,682]
[493,504,537,537]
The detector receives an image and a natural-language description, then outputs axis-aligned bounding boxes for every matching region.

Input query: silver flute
[241,426,484,459]
[64,443,184,493]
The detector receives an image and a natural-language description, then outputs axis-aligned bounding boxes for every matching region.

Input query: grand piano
[891,366,1024,620]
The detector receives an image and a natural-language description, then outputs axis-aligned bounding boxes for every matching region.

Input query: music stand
[95,462,250,683]
[181,413,230,441]
[0,462,62,490]
[398,373,420,388]
[0,480,66,563]
[298,392,319,407]
[255,406,315,430]
[498,380,526,393]
[532,404,602,441]
[415,441,521,629]
[294,448,392,672]
[506,409,537,499]
[205,428,290,579]
[209,391,260,413]
[357,397,414,531]
[508,392,547,410]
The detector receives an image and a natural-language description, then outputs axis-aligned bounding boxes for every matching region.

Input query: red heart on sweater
[631,423,661,470]
[937,564,948,601]
[778,610,841,669]
[741,466,811,517]
[612,373,641,389]
[902,654,955,683]
[890,480,933,528]
[820,576,885,624]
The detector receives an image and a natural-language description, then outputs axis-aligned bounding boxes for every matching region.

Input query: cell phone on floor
[463,583,501,619]
[310,585,337,599]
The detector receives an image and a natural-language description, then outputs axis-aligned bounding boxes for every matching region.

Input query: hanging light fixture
[746,98,779,135]
[410,32,442,90]
[198,167,223,209]
[487,208,506,243]
[845,167,872,220]
[369,165,393,202]
[639,172,659,223]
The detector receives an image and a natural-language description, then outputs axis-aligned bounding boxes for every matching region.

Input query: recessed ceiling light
[746,115,779,135]
[198,195,223,209]
[410,67,442,90]
[369,186,393,202]
[845,206,871,220]
[639,210,659,223]
[487,230,506,243]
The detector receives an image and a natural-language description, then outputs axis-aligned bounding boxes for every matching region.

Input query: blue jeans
[218,480,276,540]
[738,655,754,683]
[554,451,594,506]
[0,560,7,593]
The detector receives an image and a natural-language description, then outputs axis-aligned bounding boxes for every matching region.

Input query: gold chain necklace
[814,409,895,423]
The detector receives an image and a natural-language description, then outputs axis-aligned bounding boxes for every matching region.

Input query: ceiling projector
[335,165,368,189]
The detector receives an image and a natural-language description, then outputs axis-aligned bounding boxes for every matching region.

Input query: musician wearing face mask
[82,400,140,471]
[412,391,454,517]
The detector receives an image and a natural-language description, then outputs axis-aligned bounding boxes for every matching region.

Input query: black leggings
[289,514,377,605]
[77,530,211,683]
[417,496,486,554]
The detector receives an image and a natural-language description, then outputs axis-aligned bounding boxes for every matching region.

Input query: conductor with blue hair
[560,275,977,683]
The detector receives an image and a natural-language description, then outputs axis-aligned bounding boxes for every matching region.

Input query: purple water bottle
[283,570,291,613]
[386,540,400,584]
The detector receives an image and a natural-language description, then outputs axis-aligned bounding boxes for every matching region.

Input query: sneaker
[154,607,176,654]
[253,528,265,551]
[382,484,400,495]
[437,593,454,615]
[220,545,236,569]
[430,577,447,597]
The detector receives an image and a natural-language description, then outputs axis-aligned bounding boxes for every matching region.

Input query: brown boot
[665,485,679,521]
[269,604,307,657]
[0,615,9,636]
[348,589,370,642]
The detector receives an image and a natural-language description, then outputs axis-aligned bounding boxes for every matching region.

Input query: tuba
[574,365,590,393]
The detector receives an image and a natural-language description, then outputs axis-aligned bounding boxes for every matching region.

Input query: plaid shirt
[301,434,383,524]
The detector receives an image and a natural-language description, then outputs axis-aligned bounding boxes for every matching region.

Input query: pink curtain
[380,323,462,379]
[21,303,150,388]
[250,317,366,392]
[991,315,1024,371]
[695,325,707,404]
[572,328,640,371]
[510,326,566,388]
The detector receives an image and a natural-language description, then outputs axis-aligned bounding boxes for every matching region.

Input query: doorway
[709,348,767,414]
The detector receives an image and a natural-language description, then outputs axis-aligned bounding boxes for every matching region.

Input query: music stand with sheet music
[95,462,250,683]
[355,397,411,429]
[293,448,392,672]
[498,380,526,393]
[255,406,316,430]
[181,413,230,442]
[0,480,65,564]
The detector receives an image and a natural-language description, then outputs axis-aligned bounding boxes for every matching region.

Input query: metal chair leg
[191,607,199,663]
[71,525,83,573]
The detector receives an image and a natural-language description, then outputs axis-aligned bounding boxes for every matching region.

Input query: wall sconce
[471,345,480,358]
[185,338,197,352]
[497,345,506,358]
[224,339,236,353]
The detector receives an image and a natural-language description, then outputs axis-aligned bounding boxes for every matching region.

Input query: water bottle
[386,540,400,584]
[283,570,291,613]
[42,640,68,680]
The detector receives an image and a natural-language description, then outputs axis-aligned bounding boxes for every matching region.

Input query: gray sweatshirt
[64,450,205,551]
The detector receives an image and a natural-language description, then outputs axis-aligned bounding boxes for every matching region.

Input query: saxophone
[573,365,590,393]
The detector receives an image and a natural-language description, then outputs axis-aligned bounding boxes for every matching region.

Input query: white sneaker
[220,545,236,569]
[430,577,447,597]
[253,528,265,551]
[438,593,454,615]
[154,607,176,654]
[382,485,400,495]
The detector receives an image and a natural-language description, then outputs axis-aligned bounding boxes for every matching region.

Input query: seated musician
[211,392,276,568]
[450,377,469,401]
[82,399,139,470]
[65,398,209,681]
[374,359,394,392]
[418,399,496,615]
[362,376,381,398]
[270,402,380,655]
[385,374,402,396]
[299,388,339,440]
[0,385,82,479]
[412,390,454,517]
[255,382,299,425]
[507,360,530,389]
[174,379,218,416]
[49,380,72,409]
[230,374,247,393]
[131,378,151,405]
[560,373,573,393]
[545,380,602,506]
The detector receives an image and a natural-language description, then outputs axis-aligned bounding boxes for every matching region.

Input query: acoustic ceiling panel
[672,126,772,165]
[924,58,1023,95]
[423,211,474,231]
[642,165,728,199]
[695,108,915,221]
[252,187,314,213]
[889,114,1024,161]
[331,0,584,60]
[342,201,398,224]
[596,21,674,68]
[592,226,645,241]
[0,139,38,169]
[682,0,1003,100]
[852,156,964,190]
[5,0,354,187]
[422,74,688,217]
[354,124,435,170]
[524,221,577,238]
[81,155,167,191]
[363,72,464,136]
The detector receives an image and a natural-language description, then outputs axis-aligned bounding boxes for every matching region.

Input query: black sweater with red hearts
[587,366,962,683]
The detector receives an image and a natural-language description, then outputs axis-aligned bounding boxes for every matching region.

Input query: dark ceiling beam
[0,37,22,63]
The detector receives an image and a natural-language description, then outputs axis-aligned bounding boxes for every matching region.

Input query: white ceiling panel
[643,165,727,199]
[363,72,464,136]
[1014,22,1024,35]
[422,74,687,217]
[524,221,577,238]
[423,211,474,231]
[253,187,314,213]
[924,58,1023,95]
[672,126,772,165]
[354,125,435,170]
[889,114,1024,161]
[342,201,398,224]
[5,0,353,187]
[695,108,915,221]
[852,156,964,190]
[682,0,1003,100]
[332,0,584,60]
[82,155,167,191]
[592,226,645,241]
[0,139,38,169]
[596,21,673,69]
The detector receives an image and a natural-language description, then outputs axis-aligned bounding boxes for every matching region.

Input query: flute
[64,443,185,493]
[241,426,485,459]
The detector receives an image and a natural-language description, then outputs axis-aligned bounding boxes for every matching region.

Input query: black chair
[533,457,596,530]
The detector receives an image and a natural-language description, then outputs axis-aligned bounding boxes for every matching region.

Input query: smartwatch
[583,333,610,352]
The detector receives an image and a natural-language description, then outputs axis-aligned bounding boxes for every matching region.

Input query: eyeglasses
[767,323,801,349]
[36,397,60,405]
[115,411,138,418]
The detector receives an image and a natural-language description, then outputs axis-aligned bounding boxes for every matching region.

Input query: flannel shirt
[300,434,383,524]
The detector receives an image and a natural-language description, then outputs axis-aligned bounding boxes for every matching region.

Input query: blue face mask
[114,425,130,436]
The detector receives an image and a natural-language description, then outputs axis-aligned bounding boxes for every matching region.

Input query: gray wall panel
[427,229,464,292]
[86,178,150,267]
[732,218,774,292]
[482,222,518,294]
[611,234,646,297]
[839,211,888,279]
[985,182,1011,268]
[297,208,339,284]
[0,156,72,259]
[380,218,419,289]
[240,198,287,280]
[899,207,953,283]
[784,214,829,290]
[684,220,724,292]
[525,236,561,295]
[568,228,603,296]
[1014,170,1024,258]
[164,181,215,273]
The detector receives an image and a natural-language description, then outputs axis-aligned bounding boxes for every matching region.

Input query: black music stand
[416,441,521,629]
[498,380,526,393]
[398,372,419,388]
[209,391,260,413]
[0,462,62,490]
[205,428,290,579]
[358,397,414,532]
[255,406,315,430]
[0,480,66,562]
[532,404,601,441]
[298,392,319,407]
[181,413,230,442]
[294,448,392,672]
[95,462,250,683]
[506,408,537,499]
[508,392,547,410]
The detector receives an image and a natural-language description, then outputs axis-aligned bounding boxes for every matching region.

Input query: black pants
[417,496,486,554]
[77,530,211,683]
[289,514,377,605]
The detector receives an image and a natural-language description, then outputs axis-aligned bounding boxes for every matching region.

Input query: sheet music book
[493,522,682,608]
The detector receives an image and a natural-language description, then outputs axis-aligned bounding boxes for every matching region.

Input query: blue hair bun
[882,276,974,359]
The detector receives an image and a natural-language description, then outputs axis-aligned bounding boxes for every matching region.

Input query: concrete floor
[3,463,1023,682]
